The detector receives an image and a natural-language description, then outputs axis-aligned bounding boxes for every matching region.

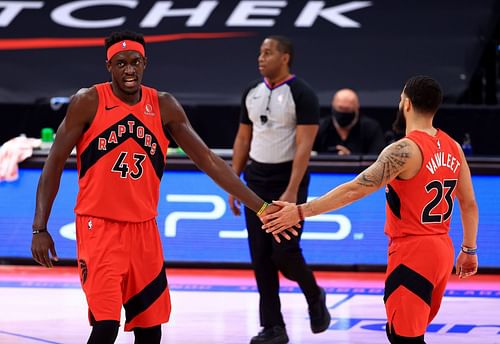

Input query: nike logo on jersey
[105,105,118,111]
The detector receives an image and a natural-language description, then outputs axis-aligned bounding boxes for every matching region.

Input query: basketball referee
[228,35,331,344]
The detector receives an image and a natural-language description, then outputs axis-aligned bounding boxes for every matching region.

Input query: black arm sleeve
[239,80,260,125]
[289,78,320,125]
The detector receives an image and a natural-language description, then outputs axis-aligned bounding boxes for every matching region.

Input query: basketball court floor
[0,266,499,344]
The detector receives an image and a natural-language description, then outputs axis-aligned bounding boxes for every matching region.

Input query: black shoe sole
[249,334,289,344]
[311,313,331,334]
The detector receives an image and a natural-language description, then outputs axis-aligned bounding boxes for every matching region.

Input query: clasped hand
[259,201,302,242]
[258,202,300,243]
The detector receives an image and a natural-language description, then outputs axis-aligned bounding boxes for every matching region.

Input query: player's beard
[392,106,406,134]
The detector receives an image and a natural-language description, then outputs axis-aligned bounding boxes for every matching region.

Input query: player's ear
[404,97,411,112]
[143,56,148,69]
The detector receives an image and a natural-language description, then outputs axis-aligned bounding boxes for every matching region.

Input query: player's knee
[386,322,426,343]
[134,325,162,344]
[87,320,120,344]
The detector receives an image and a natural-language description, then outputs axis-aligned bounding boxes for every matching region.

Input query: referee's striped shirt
[240,75,320,164]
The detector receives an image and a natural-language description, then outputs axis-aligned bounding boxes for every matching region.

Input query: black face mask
[332,109,356,128]
[392,106,406,134]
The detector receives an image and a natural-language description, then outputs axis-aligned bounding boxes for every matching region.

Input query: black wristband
[32,228,48,235]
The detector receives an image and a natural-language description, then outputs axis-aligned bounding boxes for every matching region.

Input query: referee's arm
[280,124,318,202]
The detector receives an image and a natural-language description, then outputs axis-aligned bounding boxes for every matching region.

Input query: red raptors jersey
[75,83,169,222]
[384,130,461,239]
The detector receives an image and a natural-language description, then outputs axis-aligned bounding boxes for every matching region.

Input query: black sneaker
[249,325,289,344]
[309,287,331,334]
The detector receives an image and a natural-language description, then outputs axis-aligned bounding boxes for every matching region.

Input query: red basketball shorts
[384,234,454,337]
[75,215,171,331]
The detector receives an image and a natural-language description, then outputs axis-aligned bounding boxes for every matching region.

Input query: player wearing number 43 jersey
[31,30,282,344]
[75,82,167,221]
[261,75,479,344]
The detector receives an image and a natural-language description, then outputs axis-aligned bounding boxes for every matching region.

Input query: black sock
[87,320,119,344]
[134,325,162,344]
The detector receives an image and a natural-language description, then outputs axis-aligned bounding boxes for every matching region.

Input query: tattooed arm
[261,138,419,234]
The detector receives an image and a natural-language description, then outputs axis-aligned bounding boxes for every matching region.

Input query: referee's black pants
[244,160,321,328]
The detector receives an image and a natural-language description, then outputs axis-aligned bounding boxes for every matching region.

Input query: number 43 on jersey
[111,152,146,179]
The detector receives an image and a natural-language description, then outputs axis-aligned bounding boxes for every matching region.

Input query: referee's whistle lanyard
[260,90,272,125]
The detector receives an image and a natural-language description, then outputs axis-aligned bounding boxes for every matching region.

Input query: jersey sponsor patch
[144,103,155,116]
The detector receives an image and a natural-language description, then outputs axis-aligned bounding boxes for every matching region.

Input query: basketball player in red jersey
[30,30,284,344]
[261,76,479,343]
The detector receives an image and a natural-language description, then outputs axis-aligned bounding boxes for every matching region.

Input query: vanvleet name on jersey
[425,151,460,175]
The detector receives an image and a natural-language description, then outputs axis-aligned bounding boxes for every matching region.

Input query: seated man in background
[314,88,385,155]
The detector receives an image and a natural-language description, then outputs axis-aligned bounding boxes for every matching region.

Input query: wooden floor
[0,266,499,344]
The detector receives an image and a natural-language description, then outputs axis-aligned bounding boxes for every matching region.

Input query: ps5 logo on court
[58,193,354,241]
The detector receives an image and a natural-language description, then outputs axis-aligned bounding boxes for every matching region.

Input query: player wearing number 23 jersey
[260,76,479,344]
[383,129,461,340]
[385,129,460,238]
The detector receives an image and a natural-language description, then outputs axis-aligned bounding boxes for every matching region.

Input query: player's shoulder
[438,129,460,147]
[69,86,98,109]
[157,91,178,105]
[157,91,185,118]
[394,137,417,149]
[157,90,173,99]
[382,137,418,157]
[377,137,421,178]
[74,86,96,99]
